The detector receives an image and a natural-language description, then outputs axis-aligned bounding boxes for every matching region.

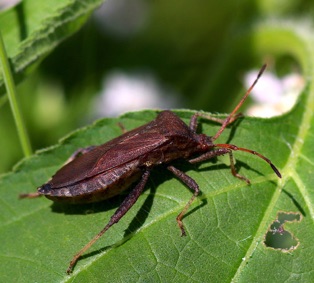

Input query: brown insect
[20,64,281,274]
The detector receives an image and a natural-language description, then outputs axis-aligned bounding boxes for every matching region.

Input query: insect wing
[48,118,168,189]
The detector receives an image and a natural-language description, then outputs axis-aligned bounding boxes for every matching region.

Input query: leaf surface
[0,0,104,93]
[1,19,314,283]
[0,86,313,282]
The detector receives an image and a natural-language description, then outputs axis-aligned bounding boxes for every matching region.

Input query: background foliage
[0,0,314,282]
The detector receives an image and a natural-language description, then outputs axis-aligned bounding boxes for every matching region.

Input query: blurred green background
[0,0,311,172]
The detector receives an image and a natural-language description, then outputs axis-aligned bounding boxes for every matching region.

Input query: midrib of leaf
[291,170,313,218]
[288,80,314,220]
[232,23,314,282]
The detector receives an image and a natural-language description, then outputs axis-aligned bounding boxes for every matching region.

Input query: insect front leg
[67,169,151,274]
[189,148,250,184]
[189,148,230,164]
[227,150,250,184]
[167,165,200,237]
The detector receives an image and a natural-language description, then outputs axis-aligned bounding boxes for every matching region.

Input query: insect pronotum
[20,64,281,274]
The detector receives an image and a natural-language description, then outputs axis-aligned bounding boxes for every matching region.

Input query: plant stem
[0,31,32,157]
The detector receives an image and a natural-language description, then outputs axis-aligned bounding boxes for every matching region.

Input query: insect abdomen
[41,160,142,204]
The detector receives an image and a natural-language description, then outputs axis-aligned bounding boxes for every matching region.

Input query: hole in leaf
[264,211,302,251]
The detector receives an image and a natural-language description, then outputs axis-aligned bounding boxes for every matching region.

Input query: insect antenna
[212,64,267,141]
[215,143,281,178]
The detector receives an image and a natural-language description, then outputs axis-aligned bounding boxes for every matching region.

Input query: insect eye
[197,134,212,148]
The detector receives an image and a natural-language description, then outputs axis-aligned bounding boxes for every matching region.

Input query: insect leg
[19,192,42,199]
[167,165,200,237]
[189,113,242,132]
[189,148,250,184]
[67,169,151,274]
[188,148,230,164]
[227,150,250,184]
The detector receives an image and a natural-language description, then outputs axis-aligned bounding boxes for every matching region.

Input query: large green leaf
[1,20,314,282]
[0,0,105,93]
[1,81,313,282]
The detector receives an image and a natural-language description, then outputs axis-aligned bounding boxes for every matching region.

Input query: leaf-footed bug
[20,64,281,274]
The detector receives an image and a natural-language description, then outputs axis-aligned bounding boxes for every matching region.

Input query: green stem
[0,32,32,157]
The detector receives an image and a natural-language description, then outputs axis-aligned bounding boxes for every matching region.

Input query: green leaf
[1,79,313,282]
[1,19,314,282]
[0,0,104,93]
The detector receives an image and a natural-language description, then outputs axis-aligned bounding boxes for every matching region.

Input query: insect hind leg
[67,169,151,274]
[19,192,42,199]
